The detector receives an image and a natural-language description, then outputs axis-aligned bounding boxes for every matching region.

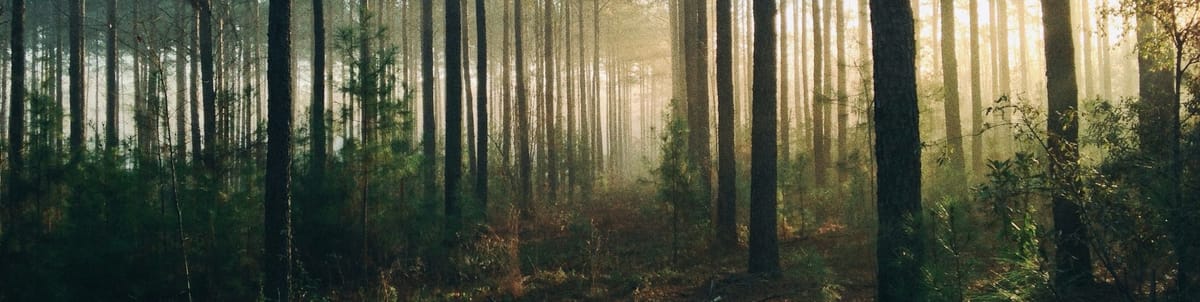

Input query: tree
[474,0,488,213]
[264,0,295,299]
[443,0,464,272]
[969,0,983,174]
[542,0,558,198]
[106,0,119,152]
[1041,0,1093,292]
[311,0,327,178]
[7,0,25,207]
[748,0,779,275]
[421,0,436,216]
[68,0,84,159]
[811,0,827,186]
[516,0,532,220]
[199,0,217,172]
[870,0,925,300]
[940,0,965,180]
[715,0,737,250]
[684,0,711,202]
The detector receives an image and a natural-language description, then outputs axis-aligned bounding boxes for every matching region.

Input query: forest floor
[467,185,877,301]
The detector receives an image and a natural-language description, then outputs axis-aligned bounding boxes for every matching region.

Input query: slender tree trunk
[502,0,512,173]
[543,0,558,198]
[190,15,202,164]
[811,0,826,186]
[684,0,711,203]
[421,0,438,218]
[779,1,790,162]
[264,0,295,299]
[443,0,465,277]
[1041,0,1093,292]
[940,0,965,179]
[715,0,737,250]
[175,3,189,162]
[7,0,26,206]
[310,0,327,178]
[834,0,847,190]
[871,0,925,300]
[200,0,218,172]
[106,0,120,150]
[748,0,779,275]
[970,0,983,174]
[475,0,488,217]
[517,0,532,219]
[69,0,85,159]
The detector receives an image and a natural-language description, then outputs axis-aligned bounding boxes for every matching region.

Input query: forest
[0,0,1197,301]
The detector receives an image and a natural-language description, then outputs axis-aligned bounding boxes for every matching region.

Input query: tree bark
[69,0,85,159]
[748,0,779,275]
[1041,0,1093,292]
[940,0,965,179]
[443,0,465,276]
[474,0,488,217]
[7,0,26,206]
[311,0,327,178]
[264,0,295,299]
[970,0,983,174]
[870,0,925,300]
[421,0,438,217]
[684,0,711,202]
[517,0,533,220]
[200,0,218,172]
[715,0,737,251]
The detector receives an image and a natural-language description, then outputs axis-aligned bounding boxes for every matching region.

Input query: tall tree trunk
[190,14,202,164]
[779,1,790,162]
[870,0,925,300]
[1041,0,1093,292]
[106,0,119,152]
[811,0,826,186]
[175,3,189,162]
[834,0,847,190]
[69,0,85,159]
[421,0,438,218]
[7,0,26,206]
[475,0,488,217]
[264,0,295,300]
[502,0,512,173]
[748,0,779,275]
[684,0,711,202]
[970,0,983,174]
[443,0,465,277]
[716,0,737,251]
[517,0,532,220]
[543,0,558,198]
[311,0,326,177]
[200,0,218,172]
[940,0,965,180]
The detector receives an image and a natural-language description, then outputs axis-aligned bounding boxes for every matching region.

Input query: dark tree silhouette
[7,0,25,205]
[311,0,327,178]
[475,0,489,213]
[748,0,779,276]
[69,0,84,159]
[443,0,464,274]
[516,0,532,220]
[199,0,217,172]
[106,0,119,151]
[870,0,925,300]
[421,0,437,217]
[1041,0,1093,292]
[684,0,711,204]
[715,0,737,250]
[970,0,983,174]
[264,0,296,299]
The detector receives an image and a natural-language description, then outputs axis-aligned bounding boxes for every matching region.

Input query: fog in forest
[0,0,1196,301]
